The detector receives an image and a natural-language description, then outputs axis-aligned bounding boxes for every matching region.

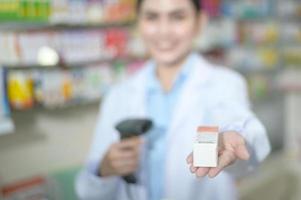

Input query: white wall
[0,103,99,184]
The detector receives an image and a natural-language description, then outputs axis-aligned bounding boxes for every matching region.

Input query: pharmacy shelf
[278,16,301,23]
[235,16,278,22]
[237,42,280,48]
[1,56,147,70]
[10,98,101,113]
[277,69,301,92]
[2,62,98,70]
[0,21,135,31]
[235,67,281,75]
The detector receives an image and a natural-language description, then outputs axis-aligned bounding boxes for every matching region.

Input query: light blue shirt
[145,53,196,200]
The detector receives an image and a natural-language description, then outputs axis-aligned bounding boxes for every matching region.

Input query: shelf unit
[0,0,140,136]
[0,21,136,32]
[0,0,299,132]
[199,0,300,154]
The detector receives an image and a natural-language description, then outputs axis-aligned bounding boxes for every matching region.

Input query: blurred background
[0,0,300,199]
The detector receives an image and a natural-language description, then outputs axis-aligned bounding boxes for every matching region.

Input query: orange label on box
[197,126,219,133]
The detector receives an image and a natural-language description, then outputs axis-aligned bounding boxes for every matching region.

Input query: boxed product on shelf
[238,21,279,45]
[221,0,273,19]
[0,0,51,22]
[0,69,9,117]
[277,69,301,91]
[49,0,69,24]
[127,29,147,58]
[257,48,279,69]
[202,0,222,17]
[0,68,14,135]
[102,0,136,23]
[281,23,301,44]
[6,62,118,109]
[196,18,236,51]
[0,0,17,21]
[50,0,136,25]
[18,31,56,65]
[62,0,87,24]
[35,70,74,108]
[0,27,134,66]
[105,28,129,58]
[59,30,103,63]
[0,0,136,23]
[0,32,20,65]
[112,60,128,82]
[277,0,301,18]
[85,0,104,24]
[37,70,73,107]
[19,0,51,21]
[282,47,301,66]
[7,70,35,110]
[248,74,271,100]
[80,64,115,100]
[227,47,279,71]
[0,0,19,21]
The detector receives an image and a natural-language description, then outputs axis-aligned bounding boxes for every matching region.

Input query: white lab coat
[76,54,271,200]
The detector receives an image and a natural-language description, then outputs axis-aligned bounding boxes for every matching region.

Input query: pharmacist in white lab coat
[76,0,271,200]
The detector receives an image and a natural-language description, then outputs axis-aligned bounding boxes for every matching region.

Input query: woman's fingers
[111,158,139,175]
[235,143,250,160]
[100,137,143,177]
[187,152,235,178]
[118,163,139,175]
[190,165,198,173]
[196,167,210,177]
[187,152,210,177]
[208,150,236,178]
[186,153,193,164]
[188,132,250,178]
[117,137,143,150]
[112,150,139,160]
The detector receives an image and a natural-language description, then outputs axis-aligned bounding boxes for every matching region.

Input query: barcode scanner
[115,119,153,184]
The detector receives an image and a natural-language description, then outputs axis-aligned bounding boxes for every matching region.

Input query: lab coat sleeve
[213,70,271,176]
[75,87,125,200]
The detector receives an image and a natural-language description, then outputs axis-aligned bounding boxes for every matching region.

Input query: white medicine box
[193,126,219,167]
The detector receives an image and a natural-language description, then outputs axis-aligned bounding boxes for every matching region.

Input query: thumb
[235,143,250,160]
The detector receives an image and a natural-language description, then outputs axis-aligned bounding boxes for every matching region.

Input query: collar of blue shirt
[146,52,200,93]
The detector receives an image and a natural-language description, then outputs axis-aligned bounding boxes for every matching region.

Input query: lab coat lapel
[168,55,213,135]
[124,65,151,200]
[127,63,152,118]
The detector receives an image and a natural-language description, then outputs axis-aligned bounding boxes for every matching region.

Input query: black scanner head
[115,118,153,184]
[115,119,153,139]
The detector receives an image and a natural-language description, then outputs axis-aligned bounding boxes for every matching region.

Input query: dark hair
[136,0,202,13]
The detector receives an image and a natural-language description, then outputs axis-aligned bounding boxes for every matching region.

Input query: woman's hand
[100,137,143,177]
[186,131,250,178]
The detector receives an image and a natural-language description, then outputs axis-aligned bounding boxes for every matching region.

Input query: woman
[76,0,271,199]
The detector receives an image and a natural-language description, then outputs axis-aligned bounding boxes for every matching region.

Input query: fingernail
[241,150,250,160]
[208,174,214,178]
[196,175,202,179]
[208,171,218,178]
[196,172,205,178]
[190,166,197,173]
